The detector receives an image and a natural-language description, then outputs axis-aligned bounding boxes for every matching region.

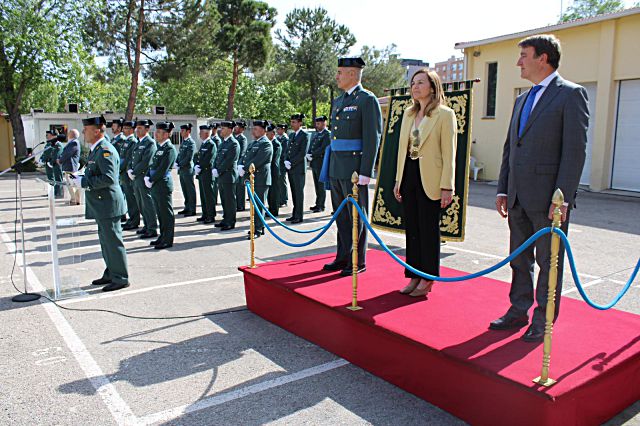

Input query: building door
[579,82,597,186]
[611,79,640,192]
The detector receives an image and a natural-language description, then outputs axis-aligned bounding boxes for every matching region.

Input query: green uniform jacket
[243,135,273,187]
[130,134,157,178]
[42,141,63,171]
[277,134,289,169]
[214,136,240,184]
[235,133,248,165]
[196,138,217,178]
[309,128,331,170]
[119,134,138,183]
[269,137,282,178]
[329,84,382,179]
[112,133,126,157]
[148,140,178,190]
[285,130,310,175]
[176,136,195,175]
[81,139,126,220]
[211,134,222,149]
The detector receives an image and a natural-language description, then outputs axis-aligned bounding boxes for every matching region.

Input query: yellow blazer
[395,104,457,201]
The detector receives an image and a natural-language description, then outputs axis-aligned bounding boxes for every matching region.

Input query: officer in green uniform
[121,121,141,230]
[276,124,289,207]
[42,131,65,198]
[213,121,240,231]
[266,124,282,216]
[176,123,197,216]
[210,123,222,214]
[40,130,57,188]
[195,124,217,223]
[71,116,129,292]
[307,115,331,212]
[321,57,382,276]
[284,113,310,224]
[233,120,248,211]
[242,120,273,239]
[145,122,178,249]
[127,119,158,239]
[111,118,127,222]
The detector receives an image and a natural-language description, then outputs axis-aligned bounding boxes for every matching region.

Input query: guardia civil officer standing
[111,119,127,221]
[121,121,141,230]
[307,116,331,212]
[276,124,290,207]
[145,122,178,249]
[213,121,240,231]
[233,120,248,211]
[176,123,197,216]
[242,120,273,239]
[266,124,282,216]
[195,124,217,224]
[71,116,129,292]
[127,119,158,239]
[321,57,382,276]
[284,114,310,224]
[210,123,222,213]
[42,131,64,198]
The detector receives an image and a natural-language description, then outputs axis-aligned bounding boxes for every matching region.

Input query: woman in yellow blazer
[393,69,457,297]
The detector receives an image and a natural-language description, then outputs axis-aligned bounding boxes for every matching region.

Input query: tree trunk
[8,106,27,159]
[225,53,239,120]
[125,0,145,120]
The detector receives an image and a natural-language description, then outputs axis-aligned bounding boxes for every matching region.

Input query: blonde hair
[408,69,444,117]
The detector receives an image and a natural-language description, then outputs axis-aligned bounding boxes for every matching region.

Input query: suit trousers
[288,171,305,220]
[278,170,289,205]
[267,172,280,216]
[179,171,197,213]
[507,199,570,325]
[219,181,237,226]
[330,178,368,267]
[399,158,441,278]
[198,174,216,220]
[235,179,246,211]
[151,180,175,245]
[123,178,140,227]
[253,185,269,232]
[133,177,158,231]
[97,217,128,284]
[311,165,326,209]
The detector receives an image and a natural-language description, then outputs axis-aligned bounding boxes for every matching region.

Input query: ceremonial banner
[371,81,474,241]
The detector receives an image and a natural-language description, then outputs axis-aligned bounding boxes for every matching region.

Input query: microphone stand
[0,144,45,302]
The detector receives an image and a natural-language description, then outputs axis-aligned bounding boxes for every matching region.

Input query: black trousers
[400,158,442,279]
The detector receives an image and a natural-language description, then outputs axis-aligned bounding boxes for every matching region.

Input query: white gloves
[284,160,292,170]
[357,175,371,186]
[173,162,179,170]
[194,165,201,175]
[47,162,53,168]
[144,176,153,189]
[212,169,219,178]
[238,165,245,177]
[127,169,135,181]
[305,154,312,162]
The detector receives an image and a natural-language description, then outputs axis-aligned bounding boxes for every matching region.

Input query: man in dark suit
[276,124,289,207]
[307,115,331,212]
[284,113,310,224]
[490,34,589,342]
[321,57,382,277]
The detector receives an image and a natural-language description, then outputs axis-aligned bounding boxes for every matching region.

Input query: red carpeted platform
[240,249,640,425]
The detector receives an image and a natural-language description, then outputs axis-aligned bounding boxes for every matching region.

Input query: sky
[267,0,637,64]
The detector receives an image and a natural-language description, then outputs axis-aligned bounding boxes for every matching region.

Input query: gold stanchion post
[533,188,564,387]
[347,172,362,311]
[249,163,256,269]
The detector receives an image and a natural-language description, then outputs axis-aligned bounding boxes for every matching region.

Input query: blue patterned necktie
[518,85,543,137]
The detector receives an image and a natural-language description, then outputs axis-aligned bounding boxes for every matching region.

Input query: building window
[485,62,498,117]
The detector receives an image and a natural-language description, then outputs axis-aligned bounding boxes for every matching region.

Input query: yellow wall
[0,116,14,170]
[462,13,640,191]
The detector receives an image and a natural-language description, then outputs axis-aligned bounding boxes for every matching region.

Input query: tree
[215,0,276,119]
[360,45,407,97]
[0,0,85,157]
[560,0,625,22]
[276,7,355,119]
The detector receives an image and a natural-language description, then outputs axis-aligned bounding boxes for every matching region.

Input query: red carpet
[241,249,640,425]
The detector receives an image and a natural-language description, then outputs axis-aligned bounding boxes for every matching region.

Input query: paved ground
[0,171,638,425]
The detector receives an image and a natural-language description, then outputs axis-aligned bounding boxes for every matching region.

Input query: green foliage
[560,0,625,21]
[360,45,407,97]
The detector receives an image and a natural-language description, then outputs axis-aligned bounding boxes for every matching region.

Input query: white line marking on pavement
[59,273,244,305]
[562,278,603,295]
[137,359,350,425]
[0,223,140,425]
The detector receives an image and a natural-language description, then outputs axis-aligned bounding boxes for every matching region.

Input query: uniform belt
[320,139,363,189]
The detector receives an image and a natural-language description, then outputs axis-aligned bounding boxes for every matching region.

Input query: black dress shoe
[340,265,366,276]
[488,314,529,330]
[309,206,318,211]
[136,228,147,235]
[220,225,235,231]
[102,282,130,292]
[214,222,226,228]
[247,233,262,240]
[522,323,545,342]
[150,239,160,246]
[154,243,173,250]
[91,277,111,286]
[285,217,294,222]
[197,216,205,222]
[139,231,158,239]
[178,209,187,214]
[291,218,303,224]
[183,212,196,217]
[323,261,348,271]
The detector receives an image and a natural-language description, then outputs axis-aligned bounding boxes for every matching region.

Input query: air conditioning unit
[152,105,166,115]
[65,103,79,113]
